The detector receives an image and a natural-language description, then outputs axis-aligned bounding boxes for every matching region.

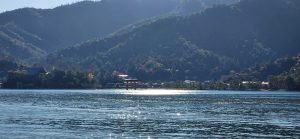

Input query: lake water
[0,89,299,138]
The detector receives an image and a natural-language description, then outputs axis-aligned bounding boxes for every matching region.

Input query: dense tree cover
[0,23,47,61]
[221,56,299,82]
[0,0,238,61]
[2,69,122,89]
[47,36,236,81]
[174,0,239,15]
[2,56,299,90]
[47,0,300,81]
[220,56,300,91]
[268,57,300,91]
[0,57,21,80]
[269,75,300,91]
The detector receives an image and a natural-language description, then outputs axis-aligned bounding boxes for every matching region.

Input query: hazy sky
[0,0,100,13]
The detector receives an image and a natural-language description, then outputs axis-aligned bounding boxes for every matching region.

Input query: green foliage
[3,72,42,89]
[1,0,235,61]
[268,57,300,91]
[0,23,47,61]
[0,57,20,80]
[269,75,299,91]
[40,70,96,89]
[2,69,122,89]
[47,0,300,82]
[221,56,300,91]
[2,0,300,85]
[222,57,298,82]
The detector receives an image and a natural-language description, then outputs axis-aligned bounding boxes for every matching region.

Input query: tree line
[2,69,121,89]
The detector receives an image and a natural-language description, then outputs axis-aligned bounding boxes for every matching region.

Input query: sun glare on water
[122,89,191,95]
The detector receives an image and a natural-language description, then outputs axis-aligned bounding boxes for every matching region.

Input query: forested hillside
[0,0,238,61]
[0,57,21,80]
[0,23,46,61]
[220,55,300,91]
[46,0,300,81]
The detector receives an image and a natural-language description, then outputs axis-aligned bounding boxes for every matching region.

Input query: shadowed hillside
[46,0,300,81]
[0,0,239,61]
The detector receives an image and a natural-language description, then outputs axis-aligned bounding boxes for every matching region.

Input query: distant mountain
[46,0,300,81]
[0,0,239,61]
[0,23,46,61]
[174,0,240,15]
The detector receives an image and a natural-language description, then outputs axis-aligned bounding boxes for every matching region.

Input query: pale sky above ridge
[0,0,101,13]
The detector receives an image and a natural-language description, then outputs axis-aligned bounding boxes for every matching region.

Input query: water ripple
[0,89,299,138]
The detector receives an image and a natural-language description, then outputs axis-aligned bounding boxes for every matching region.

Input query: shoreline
[0,88,298,92]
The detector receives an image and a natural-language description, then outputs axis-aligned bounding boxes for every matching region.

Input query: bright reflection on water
[121,89,191,95]
[0,89,299,138]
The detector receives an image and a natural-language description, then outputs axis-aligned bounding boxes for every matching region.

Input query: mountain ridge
[46,0,300,81]
[0,0,239,61]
